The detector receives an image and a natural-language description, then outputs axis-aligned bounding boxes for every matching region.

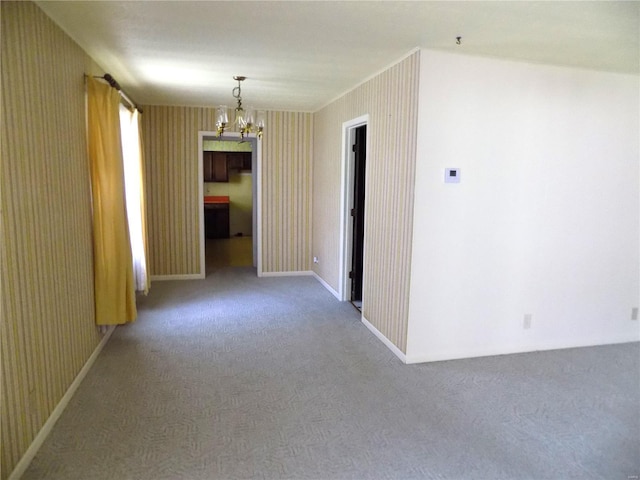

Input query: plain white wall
[406,49,639,363]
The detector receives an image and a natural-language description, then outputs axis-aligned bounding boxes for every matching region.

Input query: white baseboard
[361,315,407,363]
[312,272,341,300]
[259,270,341,301]
[150,273,205,281]
[405,345,536,365]
[260,270,314,277]
[405,334,640,364]
[8,325,116,480]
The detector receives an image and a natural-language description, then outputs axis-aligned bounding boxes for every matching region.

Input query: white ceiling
[37,1,639,112]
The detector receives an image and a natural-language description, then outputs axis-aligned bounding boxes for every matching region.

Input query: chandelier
[216,76,265,140]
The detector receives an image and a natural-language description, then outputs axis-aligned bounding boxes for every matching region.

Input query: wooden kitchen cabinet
[204,203,229,239]
[203,152,228,182]
[203,151,213,181]
[227,152,252,171]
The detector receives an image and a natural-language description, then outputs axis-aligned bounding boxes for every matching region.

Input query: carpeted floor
[22,267,640,479]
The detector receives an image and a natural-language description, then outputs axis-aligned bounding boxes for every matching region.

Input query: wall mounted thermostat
[445,168,460,183]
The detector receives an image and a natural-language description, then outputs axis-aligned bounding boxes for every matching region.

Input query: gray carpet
[23,267,640,479]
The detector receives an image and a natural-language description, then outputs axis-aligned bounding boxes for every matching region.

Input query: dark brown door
[351,125,366,303]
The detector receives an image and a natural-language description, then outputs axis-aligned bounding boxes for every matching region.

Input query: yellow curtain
[136,110,150,294]
[87,76,136,325]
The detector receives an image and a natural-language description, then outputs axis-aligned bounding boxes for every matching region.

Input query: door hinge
[350,208,355,217]
[348,271,354,279]
[352,144,357,152]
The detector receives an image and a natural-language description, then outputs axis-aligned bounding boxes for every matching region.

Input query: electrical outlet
[523,314,532,330]
[313,256,319,264]
[632,307,638,321]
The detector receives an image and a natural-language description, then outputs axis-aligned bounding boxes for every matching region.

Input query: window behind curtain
[119,104,148,292]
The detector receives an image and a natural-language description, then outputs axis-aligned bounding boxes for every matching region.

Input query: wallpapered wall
[1,3,103,478]
[261,111,314,272]
[312,52,420,354]
[141,107,313,276]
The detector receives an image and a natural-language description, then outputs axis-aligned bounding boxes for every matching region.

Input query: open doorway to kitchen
[198,132,261,277]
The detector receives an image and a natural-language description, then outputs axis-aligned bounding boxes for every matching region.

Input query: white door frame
[198,131,263,277]
[338,114,369,301]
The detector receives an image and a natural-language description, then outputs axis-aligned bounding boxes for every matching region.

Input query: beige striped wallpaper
[1,2,102,478]
[141,107,313,276]
[141,106,214,276]
[261,111,313,272]
[312,52,420,354]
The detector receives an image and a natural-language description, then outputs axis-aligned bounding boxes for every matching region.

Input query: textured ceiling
[37,1,639,112]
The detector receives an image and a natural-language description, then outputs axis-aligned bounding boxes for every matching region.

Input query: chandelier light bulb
[216,105,228,126]
[245,107,255,129]
[216,105,228,136]
[255,110,266,139]
[235,106,246,128]
[255,110,265,129]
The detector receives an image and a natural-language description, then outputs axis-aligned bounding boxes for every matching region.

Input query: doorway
[198,131,262,277]
[350,125,366,309]
[340,115,369,310]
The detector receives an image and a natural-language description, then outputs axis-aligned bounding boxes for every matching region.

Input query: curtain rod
[90,73,143,114]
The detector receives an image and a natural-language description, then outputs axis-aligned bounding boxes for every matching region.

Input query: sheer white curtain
[119,104,149,293]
